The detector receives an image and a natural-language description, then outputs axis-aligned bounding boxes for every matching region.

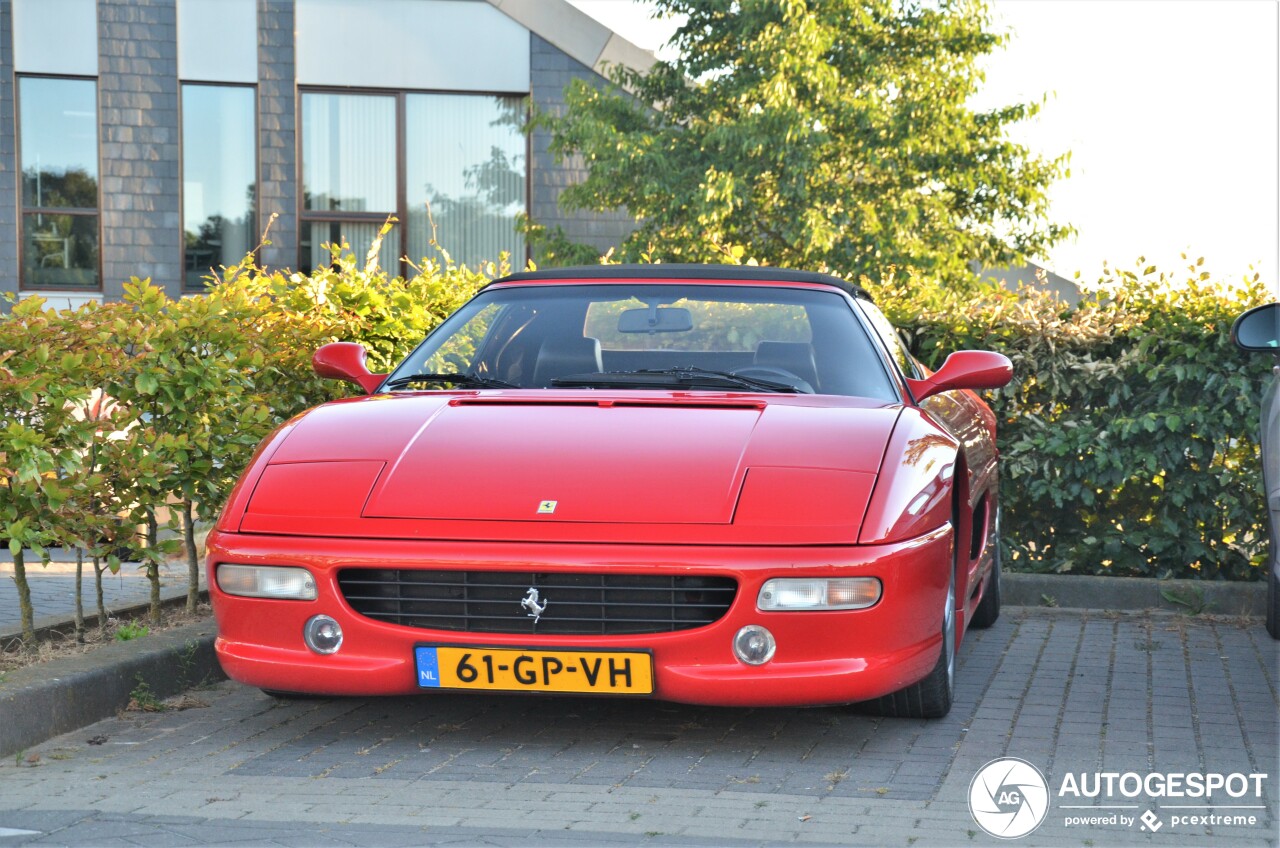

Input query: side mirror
[906,350,1013,403]
[312,342,387,395]
[1232,303,1280,353]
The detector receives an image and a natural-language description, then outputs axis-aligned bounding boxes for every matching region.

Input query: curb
[0,620,224,760]
[1002,572,1266,616]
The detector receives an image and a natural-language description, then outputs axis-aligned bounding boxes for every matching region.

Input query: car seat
[754,341,819,391]
[532,336,604,387]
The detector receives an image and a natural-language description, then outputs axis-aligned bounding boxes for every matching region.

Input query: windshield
[384,283,898,400]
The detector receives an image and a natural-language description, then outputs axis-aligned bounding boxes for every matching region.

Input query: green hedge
[875,260,1272,580]
[0,232,498,640]
[1,238,1272,641]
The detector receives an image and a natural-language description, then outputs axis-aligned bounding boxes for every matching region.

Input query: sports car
[208,265,1013,718]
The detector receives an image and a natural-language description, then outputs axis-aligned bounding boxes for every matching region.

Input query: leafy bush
[0,225,502,640]
[875,258,1273,581]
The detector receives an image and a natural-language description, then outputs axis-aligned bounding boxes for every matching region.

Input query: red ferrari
[208,265,1012,718]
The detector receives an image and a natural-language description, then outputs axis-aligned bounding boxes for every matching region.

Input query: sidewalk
[0,547,202,638]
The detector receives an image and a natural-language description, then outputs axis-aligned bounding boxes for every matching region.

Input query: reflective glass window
[298,90,526,275]
[406,94,525,268]
[19,76,99,289]
[859,300,919,378]
[301,92,396,213]
[182,84,257,290]
[301,221,401,275]
[300,92,398,273]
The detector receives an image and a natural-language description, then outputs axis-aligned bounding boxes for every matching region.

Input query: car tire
[1267,565,1279,640]
[858,560,956,719]
[968,541,1001,630]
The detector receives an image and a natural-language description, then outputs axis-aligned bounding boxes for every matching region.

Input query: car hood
[236,391,904,544]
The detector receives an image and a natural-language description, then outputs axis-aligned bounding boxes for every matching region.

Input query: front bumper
[207,527,953,707]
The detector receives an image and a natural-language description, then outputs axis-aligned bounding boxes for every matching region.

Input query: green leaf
[135,372,159,395]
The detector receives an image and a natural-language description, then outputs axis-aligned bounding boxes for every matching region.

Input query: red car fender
[858,408,959,546]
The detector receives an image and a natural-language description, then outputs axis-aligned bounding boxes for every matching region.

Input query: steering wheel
[730,365,815,393]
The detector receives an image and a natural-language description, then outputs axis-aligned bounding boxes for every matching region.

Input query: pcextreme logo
[969,758,1051,839]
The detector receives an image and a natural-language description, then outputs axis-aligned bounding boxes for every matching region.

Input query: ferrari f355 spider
[209,265,1013,718]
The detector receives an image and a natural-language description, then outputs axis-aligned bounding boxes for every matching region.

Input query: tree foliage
[880,259,1273,580]
[535,0,1070,282]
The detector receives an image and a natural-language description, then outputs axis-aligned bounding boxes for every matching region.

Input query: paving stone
[1,610,1275,846]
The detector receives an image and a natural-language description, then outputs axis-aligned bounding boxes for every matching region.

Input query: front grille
[337,569,738,635]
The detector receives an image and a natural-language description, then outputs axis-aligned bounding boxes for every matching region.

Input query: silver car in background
[1233,302,1280,638]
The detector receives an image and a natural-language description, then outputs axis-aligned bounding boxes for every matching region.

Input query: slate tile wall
[257,0,297,273]
[0,4,636,298]
[530,34,634,257]
[98,0,181,298]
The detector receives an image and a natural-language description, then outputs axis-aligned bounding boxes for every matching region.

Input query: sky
[566,0,1280,296]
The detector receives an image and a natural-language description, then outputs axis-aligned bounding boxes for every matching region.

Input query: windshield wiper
[382,372,517,391]
[551,367,809,393]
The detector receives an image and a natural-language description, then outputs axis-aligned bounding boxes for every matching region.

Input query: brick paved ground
[0,550,197,636]
[0,609,1275,846]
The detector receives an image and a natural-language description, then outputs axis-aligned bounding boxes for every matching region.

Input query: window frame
[15,72,102,292]
[296,85,531,277]
[178,80,260,292]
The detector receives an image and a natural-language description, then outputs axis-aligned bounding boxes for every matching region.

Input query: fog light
[757,577,881,611]
[217,564,317,600]
[733,624,776,666]
[303,614,343,655]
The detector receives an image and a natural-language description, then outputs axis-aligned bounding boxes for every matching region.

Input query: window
[585,298,810,352]
[389,284,897,400]
[300,91,398,271]
[300,90,526,274]
[177,0,256,84]
[858,300,921,378]
[13,0,97,76]
[182,84,257,290]
[405,94,526,267]
[19,76,99,289]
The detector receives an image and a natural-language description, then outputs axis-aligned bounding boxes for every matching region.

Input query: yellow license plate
[415,646,653,695]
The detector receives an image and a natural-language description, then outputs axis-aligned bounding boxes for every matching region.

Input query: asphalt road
[0,608,1276,847]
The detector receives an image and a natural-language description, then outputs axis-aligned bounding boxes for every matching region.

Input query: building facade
[0,0,646,305]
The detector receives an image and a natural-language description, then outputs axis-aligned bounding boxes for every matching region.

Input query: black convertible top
[486,264,871,301]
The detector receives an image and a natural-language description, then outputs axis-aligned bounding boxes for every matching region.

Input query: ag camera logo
[969,757,1050,839]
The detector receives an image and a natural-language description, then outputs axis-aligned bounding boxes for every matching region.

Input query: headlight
[217,564,317,600]
[757,577,881,611]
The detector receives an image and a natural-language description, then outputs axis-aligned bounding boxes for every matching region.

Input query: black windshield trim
[485,264,872,302]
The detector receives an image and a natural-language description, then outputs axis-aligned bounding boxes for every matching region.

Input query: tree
[0,298,104,644]
[536,0,1070,283]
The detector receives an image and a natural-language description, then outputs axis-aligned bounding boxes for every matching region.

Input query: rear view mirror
[1233,303,1280,352]
[618,306,694,334]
